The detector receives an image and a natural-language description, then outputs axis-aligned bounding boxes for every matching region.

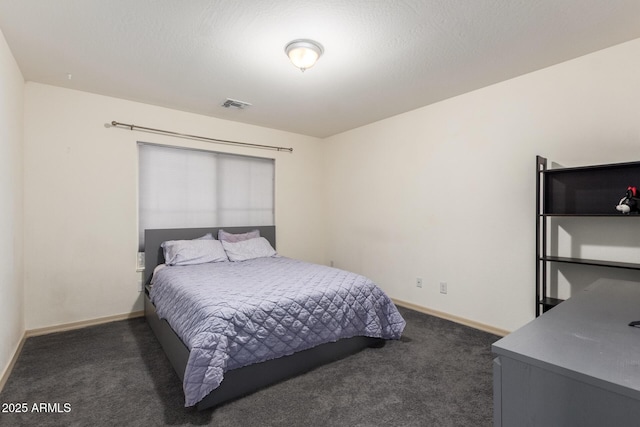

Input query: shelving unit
[535,156,640,316]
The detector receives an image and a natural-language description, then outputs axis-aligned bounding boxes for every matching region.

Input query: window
[138,143,274,249]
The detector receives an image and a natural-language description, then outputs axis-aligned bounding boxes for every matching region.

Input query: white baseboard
[0,310,145,392]
[392,298,509,337]
[25,310,144,338]
[0,333,27,393]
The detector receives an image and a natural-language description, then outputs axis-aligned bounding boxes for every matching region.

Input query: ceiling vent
[221,98,252,109]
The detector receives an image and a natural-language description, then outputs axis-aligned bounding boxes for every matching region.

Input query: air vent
[221,98,252,109]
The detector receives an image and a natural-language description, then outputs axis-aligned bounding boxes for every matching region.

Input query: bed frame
[143,226,384,410]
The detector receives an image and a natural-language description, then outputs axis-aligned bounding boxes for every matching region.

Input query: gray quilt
[150,256,406,407]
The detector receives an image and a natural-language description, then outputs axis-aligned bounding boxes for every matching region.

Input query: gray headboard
[144,226,276,285]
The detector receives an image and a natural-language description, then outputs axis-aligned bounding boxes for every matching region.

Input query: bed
[143,226,405,410]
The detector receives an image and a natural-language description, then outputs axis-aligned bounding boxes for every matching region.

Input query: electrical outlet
[440,282,448,294]
[136,252,145,270]
[416,278,423,288]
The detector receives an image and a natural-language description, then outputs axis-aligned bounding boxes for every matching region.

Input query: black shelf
[539,297,564,312]
[542,160,640,215]
[535,155,640,317]
[539,160,640,173]
[541,213,640,217]
[541,256,640,271]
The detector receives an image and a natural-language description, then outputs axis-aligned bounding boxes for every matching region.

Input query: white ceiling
[1,1,640,138]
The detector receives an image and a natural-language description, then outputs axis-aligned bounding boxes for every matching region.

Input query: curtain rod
[109,121,293,153]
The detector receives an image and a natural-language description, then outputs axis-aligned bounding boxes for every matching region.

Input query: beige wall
[14,36,640,336]
[0,28,24,380]
[23,83,325,329]
[323,38,640,332]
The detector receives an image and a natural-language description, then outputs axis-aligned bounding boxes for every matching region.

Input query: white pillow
[221,237,276,262]
[195,233,214,240]
[218,229,260,243]
[162,239,228,266]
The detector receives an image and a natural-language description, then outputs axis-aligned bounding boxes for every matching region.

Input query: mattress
[150,256,406,406]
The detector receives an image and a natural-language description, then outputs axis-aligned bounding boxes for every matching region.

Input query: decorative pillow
[221,237,276,262]
[161,239,228,266]
[195,233,214,240]
[218,229,260,243]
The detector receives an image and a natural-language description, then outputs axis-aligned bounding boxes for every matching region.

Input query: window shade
[138,143,274,249]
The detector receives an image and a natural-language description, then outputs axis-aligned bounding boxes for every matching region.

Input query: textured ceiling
[1,0,640,138]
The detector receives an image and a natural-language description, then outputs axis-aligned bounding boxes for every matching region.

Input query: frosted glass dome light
[285,39,324,72]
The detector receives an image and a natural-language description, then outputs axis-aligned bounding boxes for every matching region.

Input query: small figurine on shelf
[616,186,640,214]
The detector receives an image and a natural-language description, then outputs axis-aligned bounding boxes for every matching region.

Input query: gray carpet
[0,307,498,426]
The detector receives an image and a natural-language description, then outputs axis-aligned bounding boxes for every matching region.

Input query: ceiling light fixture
[284,39,324,72]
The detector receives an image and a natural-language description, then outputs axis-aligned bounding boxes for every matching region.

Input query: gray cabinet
[492,279,640,426]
